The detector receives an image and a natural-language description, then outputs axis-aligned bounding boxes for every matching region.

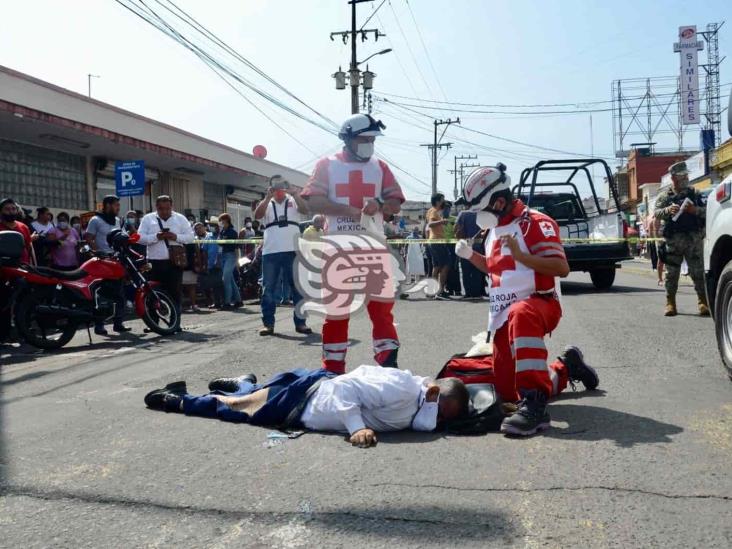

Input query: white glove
[455,239,473,259]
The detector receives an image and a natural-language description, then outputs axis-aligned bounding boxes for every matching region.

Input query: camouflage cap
[669,161,689,176]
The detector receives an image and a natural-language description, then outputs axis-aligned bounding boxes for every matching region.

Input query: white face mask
[475,210,499,230]
[57,221,69,230]
[411,389,439,432]
[245,222,253,229]
[355,142,374,159]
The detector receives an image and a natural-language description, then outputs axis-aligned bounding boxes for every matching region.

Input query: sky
[0,0,730,201]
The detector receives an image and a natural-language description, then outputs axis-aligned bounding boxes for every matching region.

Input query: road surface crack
[370,482,732,502]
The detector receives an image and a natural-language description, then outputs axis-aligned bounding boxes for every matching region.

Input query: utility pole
[449,154,478,199]
[330,0,387,114]
[420,118,460,195]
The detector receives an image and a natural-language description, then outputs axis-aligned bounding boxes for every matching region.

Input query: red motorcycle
[0,229,179,350]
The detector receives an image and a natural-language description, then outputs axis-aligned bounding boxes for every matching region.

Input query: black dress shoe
[113,324,132,333]
[208,374,257,393]
[144,381,187,412]
[94,327,109,336]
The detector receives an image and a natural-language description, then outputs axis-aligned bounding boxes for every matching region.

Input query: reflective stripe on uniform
[510,336,546,357]
[535,249,566,258]
[374,339,399,355]
[373,338,400,353]
[323,342,348,362]
[516,358,548,373]
[529,242,564,253]
[323,343,348,351]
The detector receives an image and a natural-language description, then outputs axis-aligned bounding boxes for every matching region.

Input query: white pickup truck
[704,91,732,379]
[704,173,732,379]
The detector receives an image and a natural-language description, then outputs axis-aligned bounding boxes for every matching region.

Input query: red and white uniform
[302,151,406,374]
[483,200,566,402]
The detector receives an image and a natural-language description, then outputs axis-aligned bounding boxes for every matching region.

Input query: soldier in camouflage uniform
[653,161,709,317]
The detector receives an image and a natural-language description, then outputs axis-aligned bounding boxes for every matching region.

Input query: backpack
[436,354,506,435]
[436,353,496,385]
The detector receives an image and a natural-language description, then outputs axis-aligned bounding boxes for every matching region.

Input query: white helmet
[462,163,511,212]
[338,114,385,141]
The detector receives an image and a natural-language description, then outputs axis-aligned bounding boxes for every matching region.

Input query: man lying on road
[144,365,470,448]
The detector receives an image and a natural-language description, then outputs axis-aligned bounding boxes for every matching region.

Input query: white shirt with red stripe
[302,150,405,234]
[484,200,565,332]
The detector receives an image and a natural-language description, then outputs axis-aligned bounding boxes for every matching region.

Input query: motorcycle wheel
[15,294,77,350]
[141,289,179,336]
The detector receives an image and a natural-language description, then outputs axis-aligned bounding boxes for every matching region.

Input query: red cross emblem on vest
[335,170,377,209]
[488,239,516,288]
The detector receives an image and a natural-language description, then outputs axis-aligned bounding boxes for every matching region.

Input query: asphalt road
[1,269,731,548]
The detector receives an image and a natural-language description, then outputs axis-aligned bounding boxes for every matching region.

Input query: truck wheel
[714,260,732,380]
[590,268,616,290]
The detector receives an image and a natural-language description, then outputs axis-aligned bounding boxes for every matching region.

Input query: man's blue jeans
[261,251,305,328]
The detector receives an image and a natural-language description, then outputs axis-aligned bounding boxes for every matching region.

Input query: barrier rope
[194,237,663,245]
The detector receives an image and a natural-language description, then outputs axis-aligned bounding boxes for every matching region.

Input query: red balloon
[253,145,267,159]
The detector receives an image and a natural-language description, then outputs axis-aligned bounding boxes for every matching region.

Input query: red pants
[321,300,399,374]
[492,296,564,402]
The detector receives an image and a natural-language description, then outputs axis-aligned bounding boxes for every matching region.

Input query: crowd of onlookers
[1,186,487,345]
[398,192,488,300]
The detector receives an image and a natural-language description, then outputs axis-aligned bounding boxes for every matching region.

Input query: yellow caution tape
[195,237,663,245]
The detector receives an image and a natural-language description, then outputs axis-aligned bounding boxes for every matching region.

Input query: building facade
[0,65,307,223]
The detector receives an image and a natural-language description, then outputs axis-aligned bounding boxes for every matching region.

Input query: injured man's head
[431,378,470,423]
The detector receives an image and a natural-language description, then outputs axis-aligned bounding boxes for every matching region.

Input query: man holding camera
[254,175,312,336]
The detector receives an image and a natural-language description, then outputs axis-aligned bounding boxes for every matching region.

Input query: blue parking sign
[115,161,146,197]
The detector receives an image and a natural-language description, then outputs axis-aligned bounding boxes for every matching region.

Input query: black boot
[379,349,399,369]
[500,390,550,436]
[208,374,257,393]
[144,381,187,412]
[560,346,599,391]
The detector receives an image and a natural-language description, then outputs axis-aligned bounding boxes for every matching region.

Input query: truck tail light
[716,181,731,203]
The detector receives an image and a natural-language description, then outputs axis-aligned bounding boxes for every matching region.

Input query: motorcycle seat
[24,264,89,280]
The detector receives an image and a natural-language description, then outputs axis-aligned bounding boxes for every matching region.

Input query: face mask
[1,213,16,222]
[274,190,287,202]
[355,142,374,159]
[72,223,81,231]
[476,210,499,230]
[126,218,138,227]
[57,221,69,230]
[245,222,253,229]
[411,390,439,432]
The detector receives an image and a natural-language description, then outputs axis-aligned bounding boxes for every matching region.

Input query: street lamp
[87,74,100,98]
[357,48,392,66]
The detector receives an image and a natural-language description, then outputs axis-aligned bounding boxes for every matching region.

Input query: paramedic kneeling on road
[455,164,598,436]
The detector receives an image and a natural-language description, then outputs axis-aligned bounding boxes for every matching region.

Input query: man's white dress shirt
[300,365,437,434]
[137,211,194,260]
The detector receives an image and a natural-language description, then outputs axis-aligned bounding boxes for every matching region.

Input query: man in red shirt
[1,198,33,263]
[1,198,34,344]
[455,165,599,436]
[301,114,405,374]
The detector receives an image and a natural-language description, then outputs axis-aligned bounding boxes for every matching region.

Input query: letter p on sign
[121,171,135,187]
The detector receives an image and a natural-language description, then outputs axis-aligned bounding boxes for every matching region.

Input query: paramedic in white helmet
[301,114,405,374]
[454,164,599,436]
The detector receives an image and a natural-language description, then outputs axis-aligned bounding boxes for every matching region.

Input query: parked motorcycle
[0,229,179,350]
